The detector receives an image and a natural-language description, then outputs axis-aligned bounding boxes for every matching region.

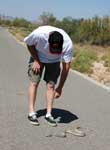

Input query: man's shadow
[37,108,78,124]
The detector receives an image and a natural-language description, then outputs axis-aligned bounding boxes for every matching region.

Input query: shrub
[71,49,98,73]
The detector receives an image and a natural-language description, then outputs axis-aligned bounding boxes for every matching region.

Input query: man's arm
[27,45,39,61]
[55,62,71,98]
[26,45,41,73]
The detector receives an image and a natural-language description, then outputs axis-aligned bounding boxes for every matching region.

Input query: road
[0,27,110,150]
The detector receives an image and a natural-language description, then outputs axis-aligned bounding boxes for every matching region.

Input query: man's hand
[54,88,62,99]
[27,45,42,74]
[54,62,70,99]
[32,60,42,74]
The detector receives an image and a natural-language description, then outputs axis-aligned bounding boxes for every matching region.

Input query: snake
[46,126,86,138]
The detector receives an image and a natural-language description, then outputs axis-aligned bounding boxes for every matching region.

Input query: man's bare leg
[28,81,39,125]
[46,82,55,115]
[45,82,57,126]
[28,81,39,113]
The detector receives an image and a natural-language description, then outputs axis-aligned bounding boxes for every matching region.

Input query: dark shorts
[28,62,61,84]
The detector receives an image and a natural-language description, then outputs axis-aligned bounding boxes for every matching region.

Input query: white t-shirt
[24,25,73,63]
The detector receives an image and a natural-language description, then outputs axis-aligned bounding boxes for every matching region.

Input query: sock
[46,113,52,118]
[29,112,36,116]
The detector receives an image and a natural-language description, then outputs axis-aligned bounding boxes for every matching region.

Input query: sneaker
[28,114,39,125]
[45,116,57,127]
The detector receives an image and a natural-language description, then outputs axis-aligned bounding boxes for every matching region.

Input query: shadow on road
[37,108,78,124]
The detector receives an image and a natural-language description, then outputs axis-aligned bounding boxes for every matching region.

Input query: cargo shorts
[28,62,61,84]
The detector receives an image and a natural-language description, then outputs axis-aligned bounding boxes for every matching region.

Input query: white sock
[29,112,36,116]
[46,113,52,118]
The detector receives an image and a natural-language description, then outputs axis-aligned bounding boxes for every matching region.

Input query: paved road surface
[0,27,110,150]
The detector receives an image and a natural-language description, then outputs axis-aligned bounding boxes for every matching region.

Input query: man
[24,25,73,127]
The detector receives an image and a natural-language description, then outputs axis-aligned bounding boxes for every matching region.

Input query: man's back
[24,25,73,63]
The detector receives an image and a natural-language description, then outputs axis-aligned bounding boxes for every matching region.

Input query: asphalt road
[0,27,110,150]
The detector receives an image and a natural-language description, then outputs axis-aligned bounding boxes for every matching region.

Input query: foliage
[71,49,98,73]
[0,13,110,46]
[0,13,110,74]
[38,11,57,25]
[12,18,33,28]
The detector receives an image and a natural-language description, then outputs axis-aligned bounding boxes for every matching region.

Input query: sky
[0,0,110,21]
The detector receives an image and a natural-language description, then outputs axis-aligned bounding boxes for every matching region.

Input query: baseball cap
[48,31,63,54]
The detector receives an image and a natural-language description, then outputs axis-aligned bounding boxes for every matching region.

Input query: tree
[12,18,31,28]
[38,12,56,25]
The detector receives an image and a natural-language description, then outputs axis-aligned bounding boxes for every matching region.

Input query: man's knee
[47,81,55,90]
[29,81,39,88]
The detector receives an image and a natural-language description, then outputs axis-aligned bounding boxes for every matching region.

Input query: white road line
[71,69,110,92]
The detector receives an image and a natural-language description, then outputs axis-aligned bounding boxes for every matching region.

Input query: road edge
[70,69,110,92]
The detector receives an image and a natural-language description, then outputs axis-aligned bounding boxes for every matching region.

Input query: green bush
[71,49,98,73]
